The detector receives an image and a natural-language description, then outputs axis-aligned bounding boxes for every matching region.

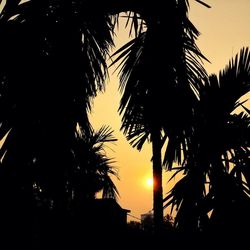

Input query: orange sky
[90,0,250,221]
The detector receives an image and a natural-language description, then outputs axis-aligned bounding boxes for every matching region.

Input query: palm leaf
[241,104,250,115]
[218,47,250,113]
[195,0,211,8]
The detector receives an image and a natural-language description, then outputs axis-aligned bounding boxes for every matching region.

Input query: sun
[146,178,153,187]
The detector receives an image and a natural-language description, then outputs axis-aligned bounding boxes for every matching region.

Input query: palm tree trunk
[151,128,163,234]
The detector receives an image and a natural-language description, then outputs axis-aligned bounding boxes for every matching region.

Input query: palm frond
[217,47,250,113]
[195,0,211,8]
[93,125,117,144]
[123,11,145,38]
[241,104,250,115]
[102,175,120,200]
[73,125,119,201]
[167,166,185,183]
[0,0,22,21]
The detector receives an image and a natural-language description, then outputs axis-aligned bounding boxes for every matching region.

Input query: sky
[90,0,250,221]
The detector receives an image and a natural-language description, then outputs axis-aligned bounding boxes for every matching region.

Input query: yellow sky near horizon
[90,0,250,220]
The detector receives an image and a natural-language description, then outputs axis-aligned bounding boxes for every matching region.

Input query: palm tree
[164,48,250,240]
[71,125,119,207]
[111,0,208,233]
[0,0,115,244]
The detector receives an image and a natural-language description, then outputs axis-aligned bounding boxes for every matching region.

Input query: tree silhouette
[29,125,119,248]
[111,0,208,233]
[71,125,119,206]
[0,0,115,246]
[164,48,250,242]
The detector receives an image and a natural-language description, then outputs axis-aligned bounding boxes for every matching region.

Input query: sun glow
[146,178,153,188]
